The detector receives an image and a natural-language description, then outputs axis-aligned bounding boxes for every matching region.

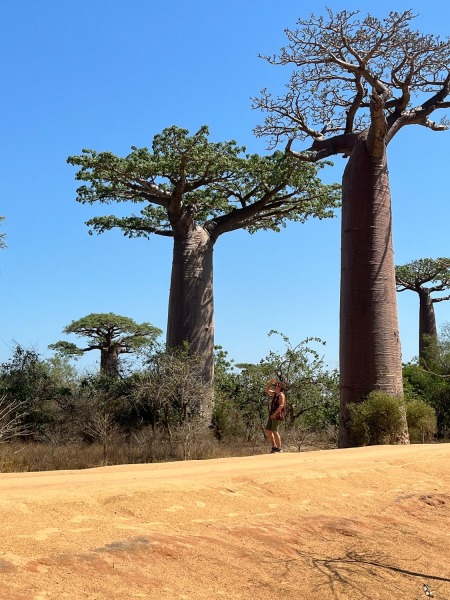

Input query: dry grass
[0,426,338,473]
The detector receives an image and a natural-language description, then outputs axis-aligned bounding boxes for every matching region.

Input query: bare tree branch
[0,397,30,442]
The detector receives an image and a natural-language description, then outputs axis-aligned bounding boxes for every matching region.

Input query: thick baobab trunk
[418,288,438,362]
[339,140,408,447]
[167,225,214,422]
[100,347,120,378]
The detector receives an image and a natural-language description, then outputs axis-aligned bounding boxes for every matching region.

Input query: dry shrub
[406,398,437,442]
[348,391,406,446]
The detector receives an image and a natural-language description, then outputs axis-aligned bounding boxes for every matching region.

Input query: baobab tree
[68,126,339,420]
[254,9,450,446]
[49,313,161,377]
[396,258,450,361]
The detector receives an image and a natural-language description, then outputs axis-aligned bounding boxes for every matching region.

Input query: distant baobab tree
[396,258,450,361]
[49,313,161,377]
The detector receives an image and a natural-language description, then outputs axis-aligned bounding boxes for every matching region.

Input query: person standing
[265,377,286,453]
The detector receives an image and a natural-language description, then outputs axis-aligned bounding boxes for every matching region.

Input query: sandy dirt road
[0,444,449,600]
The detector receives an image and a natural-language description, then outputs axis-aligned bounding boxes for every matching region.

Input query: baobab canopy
[254,9,450,151]
[69,125,339,239]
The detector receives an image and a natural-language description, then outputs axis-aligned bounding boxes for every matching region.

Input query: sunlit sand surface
[0,444,449,599]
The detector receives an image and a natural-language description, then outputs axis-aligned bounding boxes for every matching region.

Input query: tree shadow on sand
[304,549,450,600]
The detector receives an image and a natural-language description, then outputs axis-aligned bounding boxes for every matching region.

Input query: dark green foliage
[51,313,161,354]
[49,341,84,357]
[257,332,339,429]
[403,362,450,438]
[347,391,406,446]
[67,125,340,240]
[396,258,450,292]
[223,363,271,441]
[211,346,243,439]
[0,334,339,461]
[0,345,76,439]
[400,321,450,438]
[212,336,339,441]
[213,346,267,441]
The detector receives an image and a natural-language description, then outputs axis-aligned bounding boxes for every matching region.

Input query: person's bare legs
[273,432,281,449]
[265,430,275,449]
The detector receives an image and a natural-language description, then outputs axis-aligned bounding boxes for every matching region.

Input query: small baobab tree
[396,258,450,361]
[49,313,161,377]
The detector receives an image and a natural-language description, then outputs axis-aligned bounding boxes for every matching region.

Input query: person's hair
[276,381,286,391]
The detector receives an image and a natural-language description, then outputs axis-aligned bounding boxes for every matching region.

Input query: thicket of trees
[0,338,342,468]
[0,325,444,471]
[403,322,450,439]
[213,334,340,444]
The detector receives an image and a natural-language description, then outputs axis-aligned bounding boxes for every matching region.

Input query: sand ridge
[0,444,449,599]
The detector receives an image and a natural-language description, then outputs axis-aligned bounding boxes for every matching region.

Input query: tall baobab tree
[396,258,450,361]
[69,126,339,421]
[254,9,450,446]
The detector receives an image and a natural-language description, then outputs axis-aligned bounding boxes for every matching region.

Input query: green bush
[348,391,406,446]
[406,398,436,442]
[403,362,450,438]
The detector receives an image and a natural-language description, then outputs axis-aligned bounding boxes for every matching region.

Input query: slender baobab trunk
[167,225,214,422]
[339,140,408,447]
[418,288,438,362]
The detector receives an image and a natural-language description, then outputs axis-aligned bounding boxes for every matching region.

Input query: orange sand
[0,444,449,599]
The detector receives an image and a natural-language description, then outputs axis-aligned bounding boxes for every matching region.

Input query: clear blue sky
[1,0,450,373]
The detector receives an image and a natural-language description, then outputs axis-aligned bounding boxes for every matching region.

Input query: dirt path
[0,444,449,599]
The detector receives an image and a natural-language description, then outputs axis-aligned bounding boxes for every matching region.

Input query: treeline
[0,335,340,471]
[0,326,447,472]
